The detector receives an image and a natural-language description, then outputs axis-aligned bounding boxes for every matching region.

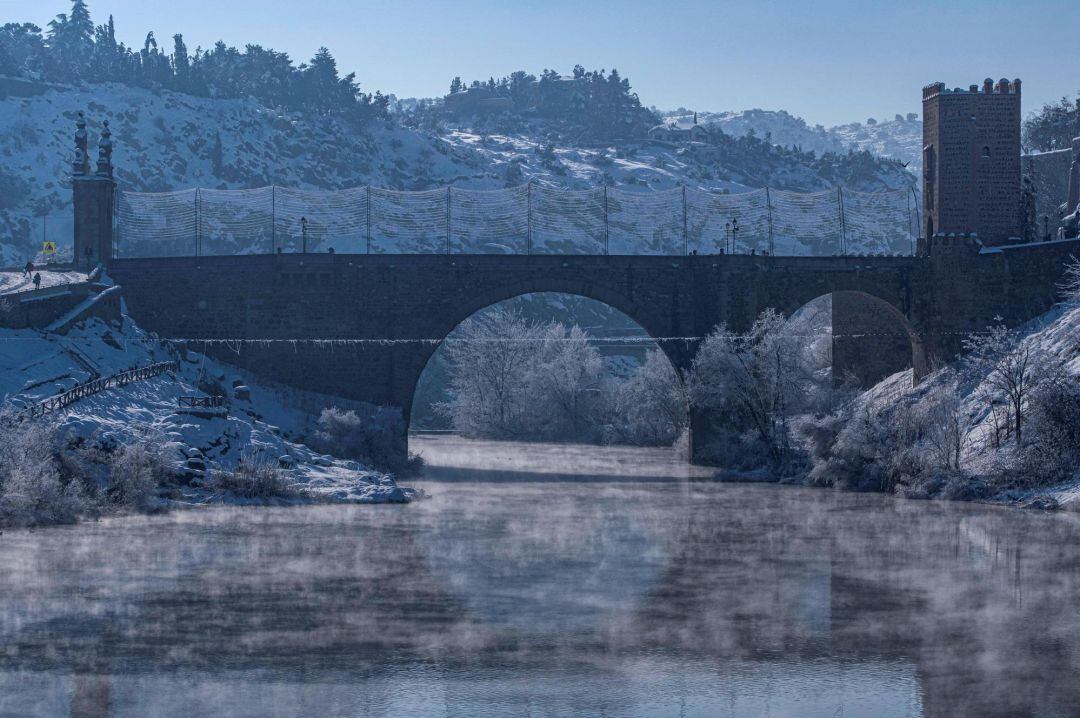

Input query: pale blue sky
[7,0,1078,126]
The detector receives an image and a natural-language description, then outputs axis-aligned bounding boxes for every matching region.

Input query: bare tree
[1061,254,1080,304]
[920,383,971,472]
[963,320,1046,447]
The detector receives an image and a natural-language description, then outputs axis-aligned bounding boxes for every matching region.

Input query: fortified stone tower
[72,112,116,271]
[922,78,1021,245]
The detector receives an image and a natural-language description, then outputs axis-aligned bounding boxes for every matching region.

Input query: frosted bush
[0,420,86,527]
[1011,375,1080,487]
[801,402,930,494]
[214,451,295,499]
[106,436,171,510]
[309,405,420,475]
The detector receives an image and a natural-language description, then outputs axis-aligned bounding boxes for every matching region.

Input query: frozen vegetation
[433,260,1080,510]
[0,299,415,528]
[436,306,686,447]
[687,257,1080,509]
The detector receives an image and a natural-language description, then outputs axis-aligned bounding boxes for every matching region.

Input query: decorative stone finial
[96,120,113,179]
[73,111,89,176]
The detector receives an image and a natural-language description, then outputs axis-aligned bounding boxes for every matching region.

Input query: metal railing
[178,395,224,409]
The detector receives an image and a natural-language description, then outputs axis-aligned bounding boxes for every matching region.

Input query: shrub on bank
[213,451,296,499]
[309,406,422,476]
[0,420,87,527]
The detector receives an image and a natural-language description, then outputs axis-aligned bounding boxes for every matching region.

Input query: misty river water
[2,436,1080,717]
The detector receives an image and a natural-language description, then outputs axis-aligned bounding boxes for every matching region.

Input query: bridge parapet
[917,232,983,258]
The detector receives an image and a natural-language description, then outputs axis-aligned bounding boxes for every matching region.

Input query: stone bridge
[108,235,1079,462]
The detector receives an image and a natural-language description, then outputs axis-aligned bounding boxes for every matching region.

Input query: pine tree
[172,33,189,91]
[449,76,462,94]
[46,0,94,78]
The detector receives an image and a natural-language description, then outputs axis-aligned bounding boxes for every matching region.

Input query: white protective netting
[686,188,771,254]
[769,189,843,256]
[530,186,606,254]
[369,188,448,254]
[841,189,916,255]
[450,186,529,254]
[274,187,368,254]
[606,188,684,255]
[198,187,275,255]
[116,184,918,257]
[116,188,198,258]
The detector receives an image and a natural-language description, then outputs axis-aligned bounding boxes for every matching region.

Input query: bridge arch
[406,288,691,451]
[782,289,928,387]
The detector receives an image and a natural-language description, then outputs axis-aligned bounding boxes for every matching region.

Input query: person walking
[32,272,41,289]
[23,260,33,277]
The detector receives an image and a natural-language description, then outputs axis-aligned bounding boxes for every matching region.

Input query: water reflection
[0,438,1078,717]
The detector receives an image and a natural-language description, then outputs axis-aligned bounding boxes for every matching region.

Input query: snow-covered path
[0,269,86,296]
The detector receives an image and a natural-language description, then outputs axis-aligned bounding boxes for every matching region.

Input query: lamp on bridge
[301,216,308,254]
[724,218,739,254]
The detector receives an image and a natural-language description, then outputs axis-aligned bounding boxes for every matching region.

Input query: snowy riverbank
[0,311,415,527]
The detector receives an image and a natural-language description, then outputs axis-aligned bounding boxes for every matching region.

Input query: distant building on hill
[648,116,712,143]
[443,86,512,116]
[921,78,1022,245]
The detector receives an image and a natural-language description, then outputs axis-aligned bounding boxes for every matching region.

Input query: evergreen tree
[449,76,462,94]
[0,23,46,78]
[46,0,94,77]
[171,33,189,91]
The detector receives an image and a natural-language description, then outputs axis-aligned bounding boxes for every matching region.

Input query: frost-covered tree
[608,349,687,446]
[962,320,1049,447]
[688,309,820,467]
[919,383,971,472]
[437,308,610,441]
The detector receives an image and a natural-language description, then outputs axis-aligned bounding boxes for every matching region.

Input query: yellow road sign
[42,241,57,255]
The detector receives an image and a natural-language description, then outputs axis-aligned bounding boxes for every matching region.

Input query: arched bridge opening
[408,291,692,463]
[783,290,929,388]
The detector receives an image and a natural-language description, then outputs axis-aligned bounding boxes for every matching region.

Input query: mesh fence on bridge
[116,184,918,258]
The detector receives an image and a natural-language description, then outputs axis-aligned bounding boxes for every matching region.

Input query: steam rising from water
[0,438,1078,717]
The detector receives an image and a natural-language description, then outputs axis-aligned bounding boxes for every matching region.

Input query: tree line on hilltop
[445,65,659,140]
[0,0,389,120]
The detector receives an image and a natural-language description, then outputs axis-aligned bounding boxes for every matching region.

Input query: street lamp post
[731,217,739,254]
[301,216,308,254]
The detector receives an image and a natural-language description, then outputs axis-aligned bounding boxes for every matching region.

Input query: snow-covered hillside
[833,297,1080,508]
[661,108,922,175]
[1,81,917,263]
[0,81,496,264]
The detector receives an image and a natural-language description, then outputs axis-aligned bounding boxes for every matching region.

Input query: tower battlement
[922,78,1021,100]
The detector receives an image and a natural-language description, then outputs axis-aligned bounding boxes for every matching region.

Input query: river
[1,436,1078,717]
